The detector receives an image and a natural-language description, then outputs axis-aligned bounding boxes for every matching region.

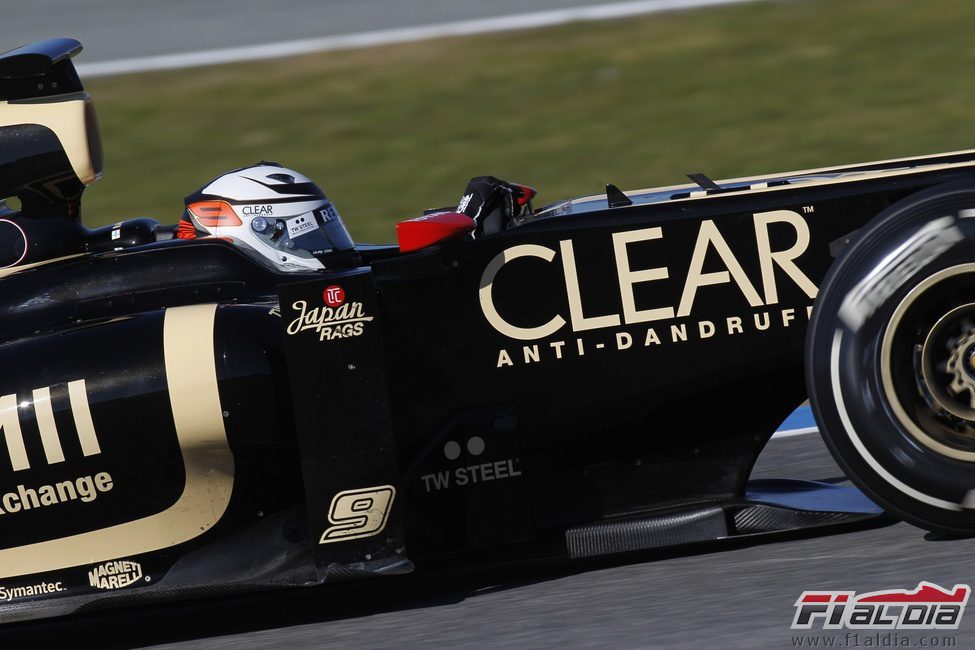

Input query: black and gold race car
[1,38,973,622]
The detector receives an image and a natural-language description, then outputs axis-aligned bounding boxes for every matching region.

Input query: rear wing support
[0,39,102,265]
[0,39,103,217]
[0,38,84,101]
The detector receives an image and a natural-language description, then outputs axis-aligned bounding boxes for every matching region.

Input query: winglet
[687,172,721,191]
[606,184,633,208]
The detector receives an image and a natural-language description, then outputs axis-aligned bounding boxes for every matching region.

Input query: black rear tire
[807,179,975,535]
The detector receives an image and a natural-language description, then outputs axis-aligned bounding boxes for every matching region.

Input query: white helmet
[180,162,354,271]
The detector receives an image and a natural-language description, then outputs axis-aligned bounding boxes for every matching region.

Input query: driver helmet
[178,162,354,271]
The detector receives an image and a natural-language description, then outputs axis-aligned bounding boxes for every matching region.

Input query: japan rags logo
[287,285,373,342]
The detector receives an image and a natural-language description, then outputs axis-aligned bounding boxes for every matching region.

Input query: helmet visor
[250,202,353,263]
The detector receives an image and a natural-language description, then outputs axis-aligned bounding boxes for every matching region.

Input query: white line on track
[76,0,759,78]
[771,426,817,440]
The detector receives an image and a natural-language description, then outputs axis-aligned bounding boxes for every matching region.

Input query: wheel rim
[921,305,975,421]
[881,263,975,461]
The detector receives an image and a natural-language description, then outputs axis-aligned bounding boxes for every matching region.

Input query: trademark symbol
[802,205,815,214]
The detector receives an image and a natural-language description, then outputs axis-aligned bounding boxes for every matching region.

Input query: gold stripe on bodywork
[0,253,87,281]
[0,394,28,472]
[0,96,100,186]
[32,387,64,464]
[0,303,235,577]
[68,379,101,457]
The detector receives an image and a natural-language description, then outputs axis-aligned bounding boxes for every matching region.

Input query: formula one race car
[1,38,974,622]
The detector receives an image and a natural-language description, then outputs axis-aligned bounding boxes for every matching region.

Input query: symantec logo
[792,582,970,630]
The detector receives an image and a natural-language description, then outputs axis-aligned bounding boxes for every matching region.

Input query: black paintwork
[0,38,84,101]
[0,37,965,623]
[3,155,960,621]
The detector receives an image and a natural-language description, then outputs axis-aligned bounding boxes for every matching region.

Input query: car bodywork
[2,38,972,622]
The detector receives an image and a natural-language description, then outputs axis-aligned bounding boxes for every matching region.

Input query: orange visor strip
[187,200,242,227]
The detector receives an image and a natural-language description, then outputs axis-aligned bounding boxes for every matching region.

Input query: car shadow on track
[0,516,898,649]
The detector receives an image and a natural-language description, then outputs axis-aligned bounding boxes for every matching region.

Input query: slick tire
[807,179,975,535]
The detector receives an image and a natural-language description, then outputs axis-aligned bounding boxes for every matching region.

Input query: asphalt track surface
[9,0,637,64]
[5,432,973,649]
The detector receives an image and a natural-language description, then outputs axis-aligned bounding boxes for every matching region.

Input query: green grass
[81,0,975,242]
